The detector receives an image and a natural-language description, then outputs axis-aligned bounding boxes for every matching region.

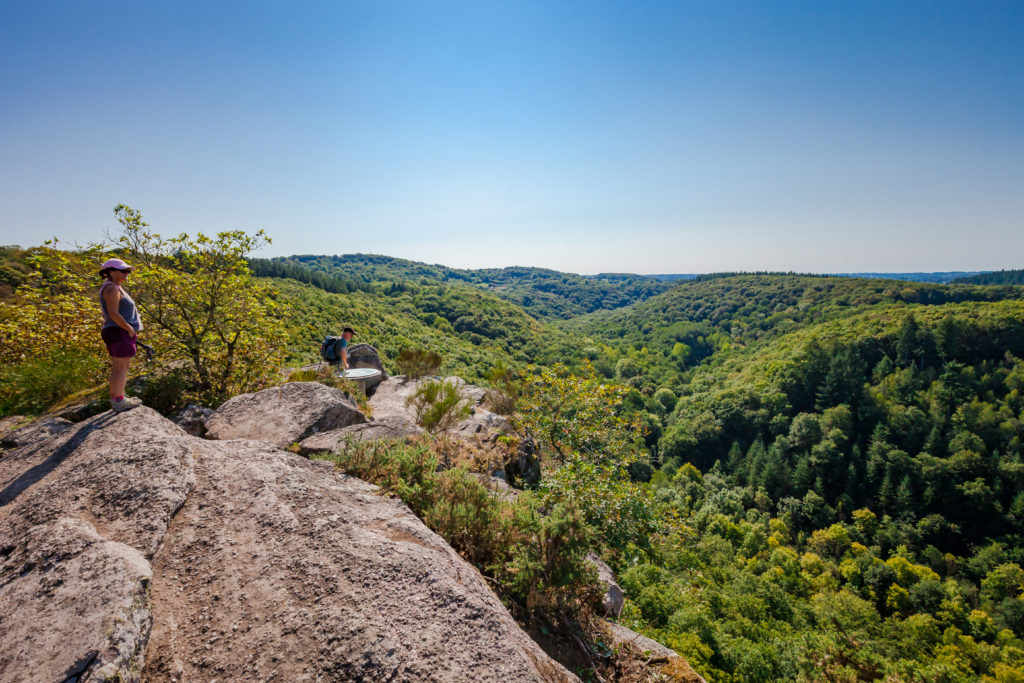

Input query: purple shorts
[101,326,137,358]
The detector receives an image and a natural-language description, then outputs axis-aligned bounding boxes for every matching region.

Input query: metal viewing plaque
[338,368,381,380]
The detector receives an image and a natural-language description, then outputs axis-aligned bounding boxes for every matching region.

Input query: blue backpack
[320,336,347,364]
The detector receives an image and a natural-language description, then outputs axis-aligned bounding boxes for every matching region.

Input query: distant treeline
[248,257,374,294]
[953,269,1024,285]
[686,270,832,284]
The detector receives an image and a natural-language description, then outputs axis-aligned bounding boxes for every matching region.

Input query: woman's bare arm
[102,285,136,337]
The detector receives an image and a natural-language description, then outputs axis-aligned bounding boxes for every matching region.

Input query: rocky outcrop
[586,553,624,618]
[366,375,431,424]
[452,408,510,442]
[204,381,367,448]
[296,415,423,456]
[0,416,72,450]
[605,622,707,682]
[0,408,196,681]
[345,343,389,389]
[0,406,577,682]
[173,403,213,437]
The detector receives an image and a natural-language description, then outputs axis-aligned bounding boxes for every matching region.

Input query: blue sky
[1,1,1022,274]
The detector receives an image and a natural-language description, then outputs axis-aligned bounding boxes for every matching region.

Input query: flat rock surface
[369,376,491,427]
[297,415,423,455]
[0,415,73,450]
[144,440,575,682]
[0,403,577,683]
[204,381,367,448]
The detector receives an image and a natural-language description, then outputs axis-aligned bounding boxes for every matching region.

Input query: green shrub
[396,348,443,379]
[313,438,601,619]
[137,367,195,415]
[406,379,470,434]
[0,349,105,416]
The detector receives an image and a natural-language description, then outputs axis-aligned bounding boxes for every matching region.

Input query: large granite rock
[0,404,577,683]
[0,416,72,450]
[345,342,389,391]
[204,381,367,448]
[366,375,433,424]
[296,415,423,456]
[0,408,196,682]
[586,552,624,618]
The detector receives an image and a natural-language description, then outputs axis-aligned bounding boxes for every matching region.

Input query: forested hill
[557,274,1024,388]
[251,253,674,319]
[954,269,1024,285]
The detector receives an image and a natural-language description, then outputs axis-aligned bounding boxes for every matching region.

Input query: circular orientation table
[337,367,381,380]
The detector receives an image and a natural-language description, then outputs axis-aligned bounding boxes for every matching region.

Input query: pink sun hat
[99,258,135,273]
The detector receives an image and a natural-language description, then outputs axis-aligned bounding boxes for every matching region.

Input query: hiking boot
[111,396,142,412]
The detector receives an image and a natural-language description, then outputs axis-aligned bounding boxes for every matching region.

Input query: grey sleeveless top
[100,282,143,331]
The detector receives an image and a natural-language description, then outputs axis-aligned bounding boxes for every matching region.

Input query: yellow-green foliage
[0,244,110,414]
[113,205,288,406]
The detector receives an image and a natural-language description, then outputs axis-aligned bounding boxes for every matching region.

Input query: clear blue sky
[1,1,1022,274]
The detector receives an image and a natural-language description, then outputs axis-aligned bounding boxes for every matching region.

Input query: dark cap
[342,327,356,336]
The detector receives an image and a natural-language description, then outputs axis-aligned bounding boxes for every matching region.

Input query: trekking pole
[137,340,156,362]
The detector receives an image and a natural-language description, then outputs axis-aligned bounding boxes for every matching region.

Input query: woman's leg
[110,356,131,399]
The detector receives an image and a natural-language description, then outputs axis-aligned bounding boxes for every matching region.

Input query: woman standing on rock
[99,258,143,412]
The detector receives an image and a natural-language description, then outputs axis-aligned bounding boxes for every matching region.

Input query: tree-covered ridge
[556,274,1024,389]
[256,253,674,319]
[610,301,1024,680]
[248,257,374,294]
[954,269,1024,286]
[268,277,572,382]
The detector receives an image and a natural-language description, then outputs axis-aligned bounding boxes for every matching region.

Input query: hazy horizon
[2,1,1022,273]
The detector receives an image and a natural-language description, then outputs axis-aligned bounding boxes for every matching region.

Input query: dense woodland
[254,253,674,319]
[955,269,1024,286]
[4,239,1024,681]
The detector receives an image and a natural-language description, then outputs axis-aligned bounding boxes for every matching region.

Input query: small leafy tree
[516,362,643,463]
[112,205,287,405]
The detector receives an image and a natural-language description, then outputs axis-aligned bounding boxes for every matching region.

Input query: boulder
[0,517,153,682]
[366,375,431,424]
[204,381,368,448]
[452,408,511,443]
[0,398,577,683]
[0,416,72,450]
[368,376,492,426]
[297,415,423,456]
[346,342,389,380]
[585,552,624,618]
[173,403,214,437]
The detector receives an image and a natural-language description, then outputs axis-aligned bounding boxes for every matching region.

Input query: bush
[137,367,194,415]
[406,379,470,434]
[0,349,105,416]
[396,348,443,379]
[313,438,600,612]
